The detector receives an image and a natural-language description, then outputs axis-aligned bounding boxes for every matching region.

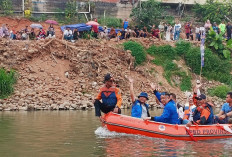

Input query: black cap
[196,94,206,100]
[104,73,113,82]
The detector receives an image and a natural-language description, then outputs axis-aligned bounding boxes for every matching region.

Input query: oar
[185,126,198,142]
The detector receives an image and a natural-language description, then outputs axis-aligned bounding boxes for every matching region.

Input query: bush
[123,41,146,65]
[184,47,232,86]
[163,62,192,91]
[208,85,231,99]
[0,68,17,99]
[98,17,123,28]
[164,62,178,71]
[147,45,176,61]
[193,0,232,24]
[130,0,167,28]
[175,41,191,56]
[152,58,162,66]
[183,47,201,74]
[179,74,192,91]
[0,0,13,15]
[156,45,176,59]
[147,45,157,55]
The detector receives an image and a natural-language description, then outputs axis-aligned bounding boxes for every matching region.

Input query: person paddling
[94,73,122,117]
[129,77,150,118]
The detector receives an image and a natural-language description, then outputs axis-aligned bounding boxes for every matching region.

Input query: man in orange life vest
[186,94,214,126]
[94,74,122,117]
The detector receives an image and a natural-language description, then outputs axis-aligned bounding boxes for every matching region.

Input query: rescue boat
[101,112,232,141]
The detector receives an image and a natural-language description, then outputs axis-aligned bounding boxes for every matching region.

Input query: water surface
[0,109,231,157]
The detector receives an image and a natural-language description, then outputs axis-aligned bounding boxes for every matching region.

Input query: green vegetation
[206,28,231,59]
[147,40,232,90]
[0,0,13,15]
[148,45,192,91]
[124,39,231,91]
[185,47,232,87]
[98,17,122,28]
[208,85,231,99]
[175,41,191,56]
[130,0,167,28]
[123,41,146,66]
[193,0,232,24]
[0,68,17,99]
[148,41,232,87]
[64,0,77,22]
[81,31,94,39]
[28,14,48,22]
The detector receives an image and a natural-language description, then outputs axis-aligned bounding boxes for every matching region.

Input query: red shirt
[185,24,191,33]
[92,25,98,33]
[152,29,160,37]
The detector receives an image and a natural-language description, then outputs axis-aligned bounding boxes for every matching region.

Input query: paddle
[185,126,198,142]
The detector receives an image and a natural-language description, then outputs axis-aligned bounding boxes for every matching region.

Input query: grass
[148,45,192,91]
[0,68,17,99]
[208,85,231,99]
[123,41,146,66]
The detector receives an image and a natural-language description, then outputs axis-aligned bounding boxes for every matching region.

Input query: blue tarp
[61,23,122,33]
[60,23,91,32]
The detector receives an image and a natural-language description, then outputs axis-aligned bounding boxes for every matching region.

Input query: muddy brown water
[0,109,231,157]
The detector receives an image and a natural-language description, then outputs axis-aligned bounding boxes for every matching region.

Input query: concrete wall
[158,0,206,5]
[12,0,23,11]
[7,0,223,19]
[28,0,132,19]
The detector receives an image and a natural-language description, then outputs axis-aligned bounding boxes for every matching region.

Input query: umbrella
[45,20,58,25]
[30,23,43,29]
[86,21,100,26]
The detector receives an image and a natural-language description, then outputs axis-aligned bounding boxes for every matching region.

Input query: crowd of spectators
[1,18,232,42]
[0,24,55,40]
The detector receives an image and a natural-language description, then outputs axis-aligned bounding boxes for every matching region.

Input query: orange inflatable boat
[101,112,232,141]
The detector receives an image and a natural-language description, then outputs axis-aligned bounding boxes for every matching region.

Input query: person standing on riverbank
[123,19,129,30]
[174,21,181,41]
[219,21,226,36]
[128,77,150,119]
[94,74,122,117]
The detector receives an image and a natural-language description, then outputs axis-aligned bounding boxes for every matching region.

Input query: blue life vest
[193,109,201,122]
[206,104,214,125]
[131,100,150,118]
[101,87,117,107]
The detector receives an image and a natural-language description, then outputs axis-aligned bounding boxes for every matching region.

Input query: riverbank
[0,36,227,111]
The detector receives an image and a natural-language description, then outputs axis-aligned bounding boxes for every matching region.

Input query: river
[0,109,232,157]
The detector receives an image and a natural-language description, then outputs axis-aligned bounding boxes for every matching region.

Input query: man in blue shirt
[123,19,129,30]
[129,77,150,119]
[144,93,180,124]
[214,92,232,124]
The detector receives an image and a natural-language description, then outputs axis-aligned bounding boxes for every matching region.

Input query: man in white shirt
[63,27,73,40]
[174,21,181,40]
[195,25,200,41]
[199,26,205,39]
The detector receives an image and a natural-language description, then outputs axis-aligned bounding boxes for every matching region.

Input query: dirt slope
[0,17,225,111]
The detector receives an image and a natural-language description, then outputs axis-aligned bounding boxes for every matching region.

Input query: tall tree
[130,0,165,28]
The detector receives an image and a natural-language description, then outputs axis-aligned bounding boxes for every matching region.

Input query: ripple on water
[94,127,133,138]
